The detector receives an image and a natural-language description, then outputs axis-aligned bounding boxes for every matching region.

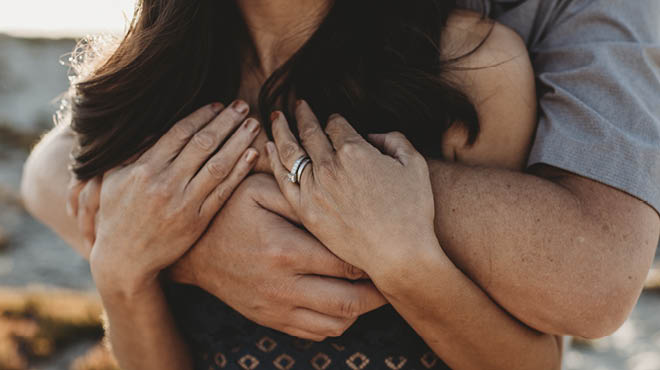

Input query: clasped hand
[68,100,436,341]
[267,101,437,278]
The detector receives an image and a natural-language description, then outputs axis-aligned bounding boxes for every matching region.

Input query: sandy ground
[0,34,658,370]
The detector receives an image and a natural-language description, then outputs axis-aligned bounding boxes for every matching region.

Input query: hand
[169,174,388,341]
[66,175,102,258]
[90,101,261,295]
[266,101,436,275]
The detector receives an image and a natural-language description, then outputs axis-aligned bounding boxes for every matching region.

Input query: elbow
[569,294,636,340]
[20,151,42,218]
[20,126,70,222]
[555,277,641,339]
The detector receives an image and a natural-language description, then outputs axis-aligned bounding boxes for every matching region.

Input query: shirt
[460,0,660,213]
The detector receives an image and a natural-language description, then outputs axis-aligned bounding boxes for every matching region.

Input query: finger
[289,231,367,280]
[78,176,102,249]
[287,308,355,338]
[279,326,327,342]
[266,142,301,211]
[271,111,307,171]
[187,117,260,198]
[296,275,387,319]
[141,103,224,164]
[66,178,85,218]
[324,113,367,151]
[367,132,418,165]
[249,175,301,224]
[198,148,258,218]
[172,100,252,180]
[292,101,333,164]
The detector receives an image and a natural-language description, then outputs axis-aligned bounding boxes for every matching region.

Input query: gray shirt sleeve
[522,0,660,213]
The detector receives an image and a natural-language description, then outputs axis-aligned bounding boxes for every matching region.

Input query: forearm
[370,240,562,370]
[428,160,657,337]
[21,125,90,257]
[98,276,192,370]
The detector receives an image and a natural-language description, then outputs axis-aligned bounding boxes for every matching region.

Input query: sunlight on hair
[0,0,136,38]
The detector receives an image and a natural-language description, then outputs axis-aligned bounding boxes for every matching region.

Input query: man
[22,0,660,361]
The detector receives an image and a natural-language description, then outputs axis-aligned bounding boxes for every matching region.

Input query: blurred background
[0,1,658,369]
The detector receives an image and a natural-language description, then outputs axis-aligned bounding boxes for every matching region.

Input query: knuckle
[172,120,197,140]
[324,119,341,136]
[343,263,364,280]
[147,181,173,201]
[328,326,345,338]
[213,185,233,205]
[327,114,346,128]
[280,141,301,161]
[389,131,406,141]
[191,131,216,151]
[299,125,320,141]
[206,160,230,180]
[338,298,359,319]
[414,152,427,166]
[339,141,361,157]
[132,164,154,183]
[313,158,335,178]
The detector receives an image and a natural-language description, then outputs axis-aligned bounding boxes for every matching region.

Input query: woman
[22,0,562,369]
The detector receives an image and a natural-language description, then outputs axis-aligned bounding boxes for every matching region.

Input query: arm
[22,129,193,368]
[21,124,92,257]
[266,103,562,370]
[71,102,259,369]
[373,226,562,370]
[96,278,193,370]
[429,161,659,339]
[430,2,660,338]
[21,110,386,343]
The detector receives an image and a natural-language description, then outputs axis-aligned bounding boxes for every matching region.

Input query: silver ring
[288,155,310,184]
[296,158,312,184]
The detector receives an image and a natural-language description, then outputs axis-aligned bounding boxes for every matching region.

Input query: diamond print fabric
[166,284,451,369]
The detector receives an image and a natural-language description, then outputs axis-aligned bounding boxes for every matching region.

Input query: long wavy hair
[65,0,489,180]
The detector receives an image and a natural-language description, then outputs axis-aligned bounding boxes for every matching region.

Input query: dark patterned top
[166,283,450,370]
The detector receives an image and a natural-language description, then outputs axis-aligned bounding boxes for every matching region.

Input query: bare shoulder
[441,10,537,170]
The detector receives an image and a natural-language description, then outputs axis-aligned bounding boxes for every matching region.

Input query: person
[20,0,659,369]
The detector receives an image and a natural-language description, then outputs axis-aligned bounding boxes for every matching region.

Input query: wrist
[95,269,162,305]
[367,234,450,299]
[164,255,198,286]
[90,245,160,302]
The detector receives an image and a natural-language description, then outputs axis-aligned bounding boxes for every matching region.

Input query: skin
[266,104,562,370]
[92,101,264,369]
[19,0,659,368]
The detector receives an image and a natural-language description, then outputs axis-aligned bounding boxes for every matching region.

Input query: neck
[236,0,333,77]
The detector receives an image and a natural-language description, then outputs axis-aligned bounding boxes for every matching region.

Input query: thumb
[367,132,417,165]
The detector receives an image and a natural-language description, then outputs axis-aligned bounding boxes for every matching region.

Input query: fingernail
[245,118,260,133]
[266,142,276,155]
[270,111,281,122]
[211,102,224,113]
[231,100,249,114]
[245,149,258,163]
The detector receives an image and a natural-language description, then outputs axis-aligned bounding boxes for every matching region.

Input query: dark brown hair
[66,0,488,180]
